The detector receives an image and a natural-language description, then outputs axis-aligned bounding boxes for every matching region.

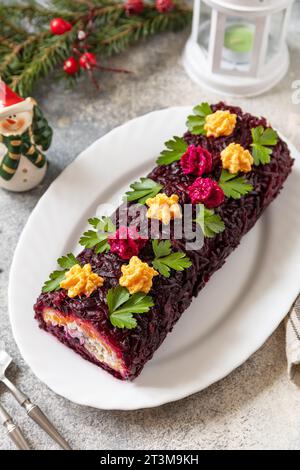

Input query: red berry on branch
[79,52,97,70]
[63,57,79,75]
[155,0,173,13]
[124,0,144,15]
[50,17,72,35]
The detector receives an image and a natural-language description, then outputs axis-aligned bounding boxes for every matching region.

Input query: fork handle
[6,422,31,450]
[2,376,71,450]
[0,404,30,450]
[2,375,27,405]
[24,401,72,450]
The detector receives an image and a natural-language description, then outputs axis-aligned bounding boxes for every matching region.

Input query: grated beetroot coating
[180,144,212,176]
[34,102,293,380]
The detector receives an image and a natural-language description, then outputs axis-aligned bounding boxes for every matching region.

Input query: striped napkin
[282,115,300,385]
[286,294,300,386]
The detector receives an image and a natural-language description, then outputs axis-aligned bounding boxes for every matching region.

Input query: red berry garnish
[50,18,72,35]
[63,57,79,75]
[155,0,173,13]
[124,0,144,15]
[188,177,225,208]
[108,226,147,260]
[180,145,212,177]
[79,52,97,70]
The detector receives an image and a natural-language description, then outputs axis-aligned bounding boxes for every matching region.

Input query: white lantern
[182,0,294,97]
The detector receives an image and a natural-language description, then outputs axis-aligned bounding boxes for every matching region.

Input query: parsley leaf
[156,136,188,166]
[153,253,192,278]
[114,292,153,314]
[107,286,154,329]
[107,285,130,312]
[79,230,108,252]
[88,217,101,229]
[194,204,225,238]
[251,126,278,146]
[152,239,192,278]
[42,253,78,293]
[79,216,115,254]
[219,170,253,199]
[124,177,163,205]
[57,253,78,270]
[251,144,272,165]
[251,126,278,165]
[42,270,68,293]
[89,216,116,233]
[110,312,138,329]
[152,239,172,258]
[186,102,213,135]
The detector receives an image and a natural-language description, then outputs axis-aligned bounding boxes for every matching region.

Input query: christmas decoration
[183,0,293,97]
[77,30,87,41]
[155,0,174,13]
[0,80,52,192]
[0,1,191,95]
[79,52,97,70]
[63,26,131,88]
[125,0,145,15]
[63,57,79,75]
[50,17,72,35]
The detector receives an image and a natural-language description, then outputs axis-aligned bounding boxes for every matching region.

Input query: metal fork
[0,402,30,450]
[0,349,71,450]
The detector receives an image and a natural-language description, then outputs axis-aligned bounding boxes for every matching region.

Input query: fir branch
[0,2,66,26]
[53,0,95,10]
[9,30,77,96]
[0,33,48,77]
[71,0,96,7]
[0,15,28,36]
[0,36,17,50]
[96,9,192,57]
[0,1,192,94]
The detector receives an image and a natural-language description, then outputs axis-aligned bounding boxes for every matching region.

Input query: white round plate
[9,107,300,410]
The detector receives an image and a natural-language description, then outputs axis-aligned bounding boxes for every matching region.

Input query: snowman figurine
[0,80,52,192]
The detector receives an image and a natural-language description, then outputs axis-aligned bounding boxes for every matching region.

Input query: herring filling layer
[43,308,125,374]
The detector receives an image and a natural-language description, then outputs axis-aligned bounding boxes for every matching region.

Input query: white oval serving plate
[8,107,300,410]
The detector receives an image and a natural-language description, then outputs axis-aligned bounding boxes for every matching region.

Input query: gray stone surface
[1,29,300,450]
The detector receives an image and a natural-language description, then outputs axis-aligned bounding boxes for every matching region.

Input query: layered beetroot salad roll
[34,102,293,380]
